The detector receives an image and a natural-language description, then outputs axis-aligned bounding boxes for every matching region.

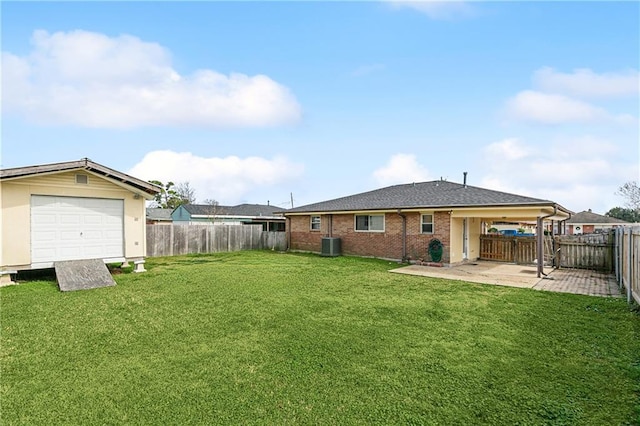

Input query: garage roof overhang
[0,158,161,200]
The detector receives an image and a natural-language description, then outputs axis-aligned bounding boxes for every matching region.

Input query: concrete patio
[389,261,622,298]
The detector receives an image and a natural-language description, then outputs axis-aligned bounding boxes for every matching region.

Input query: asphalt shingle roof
[286,180,562,213]
[183,203,286,217]
[566,210,629,224]
[146,208,174,221]
[1,158,160,196]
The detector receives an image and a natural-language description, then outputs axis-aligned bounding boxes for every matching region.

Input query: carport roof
[0,158,161,197]
[285,180,571,217]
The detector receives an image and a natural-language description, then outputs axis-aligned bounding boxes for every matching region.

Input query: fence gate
[555,232,615,272]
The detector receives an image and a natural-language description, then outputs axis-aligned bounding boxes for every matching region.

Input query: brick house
[283,180,571,264]
[565,209,629,235]
[172,203,287,231]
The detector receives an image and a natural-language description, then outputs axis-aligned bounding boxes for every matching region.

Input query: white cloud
[128,150,304,204]
[373,153,433,186]
[484,138,533,161]
[533,67,640,98]
[480,137,638,213]
[548,135,620,159]
[504,67,639,125]
[505,90,610,124]
[350,63,386,77]
[2,30,301,128]
[385,0,475,20]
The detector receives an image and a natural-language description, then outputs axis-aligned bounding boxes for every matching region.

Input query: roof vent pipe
[463,171,468,188]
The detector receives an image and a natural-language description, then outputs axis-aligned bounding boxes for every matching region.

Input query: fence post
[627,229,633,303]
[620,227,626,290]
[615,227,621,288]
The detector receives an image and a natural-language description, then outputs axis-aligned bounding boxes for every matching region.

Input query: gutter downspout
[286,216,291,252]
[397,209,407,262]
[537,205,557,278]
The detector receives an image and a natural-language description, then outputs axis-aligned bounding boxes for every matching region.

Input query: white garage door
[31,195,124,264]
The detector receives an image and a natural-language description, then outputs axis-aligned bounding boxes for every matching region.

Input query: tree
[605,207,640,223]
[149,180,196,209]
[616,181,640,210]
[202,198,221,224]
[174,182,196,205]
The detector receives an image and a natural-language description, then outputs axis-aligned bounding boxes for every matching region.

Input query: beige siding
[449,217,483,264]
[449,217,464,263]
[1,170,147,269]
[468,217,482,260]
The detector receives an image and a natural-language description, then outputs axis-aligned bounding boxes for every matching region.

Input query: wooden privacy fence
[479,235,538,264]
[554,232,615,272]
[480,232,614,270]
[146,224,287,257]
[615,226,640,304]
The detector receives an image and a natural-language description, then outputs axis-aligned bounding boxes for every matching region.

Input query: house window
[310,216,321,231]
[421,214,434,234]
[355,214,384,232]
[270,222,286,232]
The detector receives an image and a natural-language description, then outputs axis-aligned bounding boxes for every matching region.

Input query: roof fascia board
[569,222,623,225]
[1,159,160,197]
[0,161,86,179]
[83,170,157,200]
[285,209,400,216]
[191,214,285,220]
[284,204,570,217]
[0,168,83,182]
[84,161,160,196]
[447,206,570,219]
[1,166,156,200]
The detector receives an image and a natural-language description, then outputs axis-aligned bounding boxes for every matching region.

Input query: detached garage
[1,158,160,281]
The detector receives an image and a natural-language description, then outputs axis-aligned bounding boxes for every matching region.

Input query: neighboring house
[565,209,629,235]
[172,203,287,231]
[1,159,160,280]
[489,221,536,235]
[283,180,571,264]
[146,208,174,225]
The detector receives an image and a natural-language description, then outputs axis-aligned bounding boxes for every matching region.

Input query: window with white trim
[310,215,321,231]
[355,214,384,232]
[421,214,434,234]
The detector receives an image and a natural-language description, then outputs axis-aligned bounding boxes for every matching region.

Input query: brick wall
[288,215,325,252]
[288,211,452,262]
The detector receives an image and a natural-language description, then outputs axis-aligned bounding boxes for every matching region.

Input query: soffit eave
[284,203,571,219]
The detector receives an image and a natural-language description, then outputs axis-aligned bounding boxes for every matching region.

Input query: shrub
[428,238,443,262]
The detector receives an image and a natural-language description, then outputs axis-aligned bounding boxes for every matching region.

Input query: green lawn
[1,251,638,425]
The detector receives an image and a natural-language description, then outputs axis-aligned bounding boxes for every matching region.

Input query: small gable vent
[75,174,88,184]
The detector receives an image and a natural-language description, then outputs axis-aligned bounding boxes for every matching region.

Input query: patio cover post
[537,206,560,278]
[537,217,544,278]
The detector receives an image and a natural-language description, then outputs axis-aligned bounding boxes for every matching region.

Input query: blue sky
[2,1,638,213]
